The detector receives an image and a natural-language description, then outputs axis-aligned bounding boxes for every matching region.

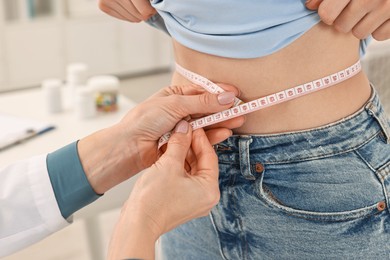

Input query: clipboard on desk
[0,114,55,152]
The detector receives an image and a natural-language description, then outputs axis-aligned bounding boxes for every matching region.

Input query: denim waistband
[217,87,390,164]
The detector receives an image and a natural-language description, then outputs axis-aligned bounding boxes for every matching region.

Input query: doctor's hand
[98,0,155,22]
[78,83,244,194]
[306,0,390,41]
[108,121,220,260]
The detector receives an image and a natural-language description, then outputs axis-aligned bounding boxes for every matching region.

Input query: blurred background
[0,0,172,97]
[0,1,389,260]
[0,1,171,260]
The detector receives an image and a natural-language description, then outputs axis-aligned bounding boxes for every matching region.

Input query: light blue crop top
[147,0,370,59]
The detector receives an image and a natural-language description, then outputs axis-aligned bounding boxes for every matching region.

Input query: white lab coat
[0,154,69,257]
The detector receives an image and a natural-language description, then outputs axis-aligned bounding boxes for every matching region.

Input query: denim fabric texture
[161,87,390,259]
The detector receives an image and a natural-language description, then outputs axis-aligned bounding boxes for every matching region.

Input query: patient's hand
[306,0,390,41]
[98,0,156,22]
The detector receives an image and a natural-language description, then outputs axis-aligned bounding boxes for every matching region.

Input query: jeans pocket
[255,149,387,222]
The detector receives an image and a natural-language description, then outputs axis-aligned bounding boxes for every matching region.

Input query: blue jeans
[161,87,390,259]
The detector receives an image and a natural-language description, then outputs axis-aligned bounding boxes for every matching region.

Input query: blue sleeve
[46,141,101,219]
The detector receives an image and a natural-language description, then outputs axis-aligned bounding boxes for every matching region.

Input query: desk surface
[0,88,135,163]
[0,87,140,218]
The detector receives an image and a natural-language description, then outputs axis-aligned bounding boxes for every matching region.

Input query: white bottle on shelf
[64,63,88,110]
[42,78,63,114]
[74,87,96,120]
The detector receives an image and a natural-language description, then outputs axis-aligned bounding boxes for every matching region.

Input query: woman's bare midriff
[171,22,372,135]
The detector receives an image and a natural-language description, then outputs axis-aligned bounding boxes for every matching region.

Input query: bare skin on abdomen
[171,22,371,134]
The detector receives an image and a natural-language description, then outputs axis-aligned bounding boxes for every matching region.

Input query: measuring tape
[158,60,362,149]
[175,63,245,107]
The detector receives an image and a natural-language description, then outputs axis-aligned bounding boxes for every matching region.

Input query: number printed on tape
[158,60,362,149]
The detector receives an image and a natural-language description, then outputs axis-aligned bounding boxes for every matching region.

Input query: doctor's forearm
[77,123,143,195]
[46,124,143,219]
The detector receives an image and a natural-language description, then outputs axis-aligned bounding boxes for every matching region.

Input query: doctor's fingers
[181,127,238,170]
[183,129,219,178]
[185,127,237,165]
[191,129,220,184]
[167,91,238,121]
[153,83,240,99]
[162,121,193,168]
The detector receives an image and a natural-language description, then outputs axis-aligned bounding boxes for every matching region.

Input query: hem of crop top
[146,13,371,59]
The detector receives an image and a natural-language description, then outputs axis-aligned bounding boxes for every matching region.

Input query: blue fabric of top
[148,0,370,59]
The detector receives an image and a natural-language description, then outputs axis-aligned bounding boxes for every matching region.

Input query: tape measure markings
[158,60,362,148]
[176,63,244,106]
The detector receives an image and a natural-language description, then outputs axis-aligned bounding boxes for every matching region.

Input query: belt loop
[365,101,390,144]
[238,136,255,180]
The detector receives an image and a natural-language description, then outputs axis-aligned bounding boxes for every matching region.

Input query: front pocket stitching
[255,178,382,222]
[354,149,376,173]
[355,145,390,182]
[262,130,380,165]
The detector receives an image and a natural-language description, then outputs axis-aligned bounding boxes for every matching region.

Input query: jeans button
[377,201,386,211]
[255,163,264,173]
